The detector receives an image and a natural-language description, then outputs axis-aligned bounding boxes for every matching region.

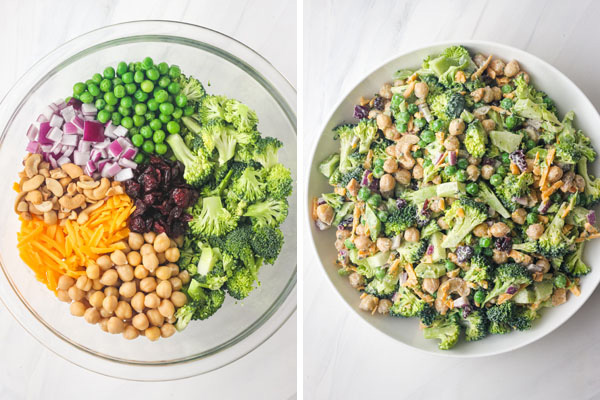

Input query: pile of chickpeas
[56,231,189,341]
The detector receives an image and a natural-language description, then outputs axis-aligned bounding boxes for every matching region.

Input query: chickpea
[140,277,158,293]
[143,231,156,244]
[128,232,144,250]
[99,269,119,286]
[536,259,551,274]
[526,223,545,240]
[166,315,176,324]
[75,275,89,291]
[143,253,160,272]
[96,255,112,270]
[147,309,164,327]
[482,87,494,103]
[379,174,396,193]
[481,165,494,180]
[98,318,109,332]
[354,235,372,251]
[114,265,133,283]
[92,279,103,290]
[179,270,190,285]
[168,263,180,276]
[376,113,392,130]
[466,165,480,181]
[57,275,75,290]
[140,243,154,256]
[511,208,527,225]
[68,286,85,301]
[127,251,142,266]
[171,291,188,308]
[438,217,450,230]
[132,313,150,331]
[102,295,118,313]
[471,88,484,102]
[153,233,171,253]
[336,229,351,241]
[355,224,366,236]
[493,250,508,264]
[165,247,180,263]
[472,223,489,238]
[104,286,118,297]
[489,59,506,75]
[157,281,173,300]
[316,204,334,225]
[70,301,86,317]
[414,82,429,99]
[144,292,161,309]
[107,316,125,334]
[379,83,393,99]
[443,136,459,151]
[346,178,359,197]
[394,169,412,185]
[86,262,100,280]
[110,249,127,266]
[89,291,105,308]
[84,307,100,324]
[123,325,139,340]
[134,264,149,280]
[575,174,586,192]
[57,289,71,303]
[422,278,440,294]
[158,299,175,318]
[359,294,378,312]
[412,164,424,180]
[448,119,465,136]
[481,119,496,131]
[170,277,183,292]
[154,267,171,281]
[383,158,398,174]
[117,240,131,254]
[161,324,176,339]
[145,326,161,341]
[404,227,420,242]
[376,238,392,252]
[490,222,510,238]
[131,292,146,313]
[504,60,520,77]
[115,301,133,320]
[547,166,563,183]
[119,281,137,299]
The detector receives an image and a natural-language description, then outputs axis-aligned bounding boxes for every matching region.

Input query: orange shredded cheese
[17,194,134,294]
[457,208,465,218]
[541,180,563,200]
[439,198,446,211]
[539,148,555,189]
[510,163,520,175]
[576,233,600,242]
[471,55,492,80]
[403,81,416,98]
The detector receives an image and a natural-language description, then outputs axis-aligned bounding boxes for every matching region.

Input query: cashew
[14,191,27,213]
[91,178,110,200]
[16,201,29,212]
[59,194,86,211]
[61,163,83,179]
[25,190,43,205]
[59,177,72,188]
[40,186,51,200]
[20,211,32,221]
[69,211,78,220]
[45,178,64,197]
[67,182,77,196]
[106,186,124,196]
[79,175,93,182]
[49,168,67,179]
[29,203,43,215]
[435,278,470,314]
[77,200,104,224]
[36,201,53,213]
[398,154,416,170]
[21,175,45,192]
[77,180,100,190]
[24,154,42,178]
[397,134,420,146]
[38,168,50,178]
[44,210,58,225]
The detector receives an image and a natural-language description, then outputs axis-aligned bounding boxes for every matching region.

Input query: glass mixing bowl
[0,21,296,380]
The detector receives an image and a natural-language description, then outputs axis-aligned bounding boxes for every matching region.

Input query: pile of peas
[71,57,194,163]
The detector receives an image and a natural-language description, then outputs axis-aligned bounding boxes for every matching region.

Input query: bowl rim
[0,19,296,379]
[305,39,600,358]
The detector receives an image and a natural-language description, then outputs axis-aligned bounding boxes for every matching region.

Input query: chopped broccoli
[423,315,461,350]
[364,272,399,299]
[463,254,493,286]
[250,226,284,264]
[464,120,488,158]
[244,198,288,228]
[223,225,255,265]
[441,197,488,248]
[565,242,590,277]
[477,181,510,218]
[423,45,476,87]
[354,119,378,154]
[403,182,465,204]
[462,310,488,341]
[512,306,539,331]
[428,92,449,120]
[231,166,266,203]
[421,219,442,239]
[253,137,282,169]
[489,321,512,335]
[389,286,426,317]
[197,95,226,125]
[265,164,293,200]
[177,75,206,103]
[446,92,466,119]
[537,203,575,258]
[166,133,214,186]
[486,301,516,326]
[483,264,532,305]
[190,196,238,238]
[339,166,364,188]
[577,158,600,206]
[555,112,595,164]
[226,255,263,300]
[318,153,340,178]
[397,240,429,264]
[175,288,226,331]
[199,122,238,165]
[496,172,534,212]
[384,204,417,236]
[333,124,359,173]
[223,98,259,133]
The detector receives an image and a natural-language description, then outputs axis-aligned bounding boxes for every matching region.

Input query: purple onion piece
[368,178,380,192]
[538,201,551,214]
[448,151,457,166]
[512,196,528,206]
[453,297,469,309]
[435,152,445,165]
[361,170,371,187]
[527,263,544,273]
[426,244,434,255]
[587,210,596,225]
[353,105,369,119]
[506,285,518,295]
[317,197,326,205]
[391,235,402,250]
[315,220,330,231]
[462,304,473,318]
[338,250,349,265]
[398,272,408,286]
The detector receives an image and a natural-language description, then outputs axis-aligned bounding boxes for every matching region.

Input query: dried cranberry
[141,173,159,193]
[373,96,385,111]
[129,216,146,232]
[124,181,141,198]
[509,150,527,172]
[456,245,474,263]
[495,236,512,252]
[172,188,192,208]
[353,105,369,119]
[396,199,407,209]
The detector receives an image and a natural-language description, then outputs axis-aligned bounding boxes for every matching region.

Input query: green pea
[122,72,134,84]
[144,112,155,122]
[140,126,153,139]
[175,94,188,108]
[99,79,112,92]
[121,117,133,129]
[73,82,86,95]
[142,56,154,70]
[357,187,371,201]
[94,99,106,110]
[131,134,144,147]
[146,68,160,81]
[155,143,168,155]
[412,149,423,159]
[114,85,126,98]
[500,98,513,110]
[490,174,503,186]
[391,93,403,106]
[373,158,385,168]
[91,73,103,84]
[167,82,181,95]
[87,83,100,97]
[168,65,181,79]
[118,106,131,117]
[131,104,144,116]
[141,80,154,93]
[134,90,148,103]
[172,108,184,120]
[466,182,479,195]
[501,84,513,94]
[421,129,435,143]
[125,83,137,95]
[103,66,115,79]
[134,153,145,164]
[457,158,468,170]
[152,129,166,143]
[554,274,567,288]
[526,139,536,150]
[423,158,432,167]
[157,62,169,75]
[154,89,169,103]
[97,110,111,123]
[505,115,519,130]
[496,165,508,176]
[455,170,467,182]
[398,111,411,123]
[111,112,122,125]
[142,140,155,153]
[158,76,171,88]
[166,121,180,134]
[85,79,95,86]
[407,103,419,114]
[377,210,388,222]
[104,104,115,112]
[501,152,511,164]
[149,119,162,131]
[115,61,127,76]
[133,114,145,127]
[484,248,493,257]
[474,290,486,304]
[375,266,386,280]
[373,166,384,178]
[479,237,492,248]
[134,70,145,83]
[344,238,355,250]
[444,165,457,175]
[159,113,172,123]
[159,102,175,115]
[397,122,408,133]
[120,96,133,108]
[445,260,457,271]
[367,194,382,208]
[414,118,427,129]
[184,105,194,116]
[80,91,93,103]
[526,212,538,224]
[431,119,445,132]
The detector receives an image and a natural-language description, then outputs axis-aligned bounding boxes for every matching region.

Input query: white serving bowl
[306,40,600,357]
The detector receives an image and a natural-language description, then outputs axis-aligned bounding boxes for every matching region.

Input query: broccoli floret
[354,118,378,153]
[318,153,340,178]
[423,315,461,350]
[225,189,248,217]
[321,193,344,209]
[178,238,201,275]
[223,225,255,265]
[421,219,442,239]
[166,133,214,186]
[197,95,226,125]
[486,301,516,326]
[512,306,539,331]
[190,196,238,238]
[253,137,282,169]
[177,75,206,103]
[223,98,258,133]
[489,321,512,335]
[174,288,226,331]
[231,166,266,203]
[397,240,429,264]
[364,272,399,299]
[537,203,575,258]
[555,112,596,164]
[389,286,426,317]
[577,158,600,207]
[477,181,510,218]
[483,264,532,305]
[347,152,366,169]
[339,166,364,188]
[420,74,444,96]
[384,204,417,236]
[496,172,534,212]
[441,197,488,248]
[333,124,359,173]
[419,305,438,326]
[464,120,488,158]
[250,226,284,264]
[244,198,288,228]
[423,45,476,88]
[428,92,449,120]
[199,122,238,165]
[446,92,466,119]
[403,182,466,204]
[226,255,263,300]
[463,254,493,286]
[565,241,590,277]
[265,164,292,200]
[462,310,488,341]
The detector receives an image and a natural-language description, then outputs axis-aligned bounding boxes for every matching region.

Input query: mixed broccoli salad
[314,45,600,349]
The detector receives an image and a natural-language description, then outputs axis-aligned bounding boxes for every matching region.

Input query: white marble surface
[0,1,296,399]
[303,0,600,399]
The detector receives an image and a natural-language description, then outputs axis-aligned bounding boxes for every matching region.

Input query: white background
[303,0,600,399]
[0,1,296,399]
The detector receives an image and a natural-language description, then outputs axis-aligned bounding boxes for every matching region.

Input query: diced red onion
[453,297,469,308]
[66,98,82,110]
[81,103,97,115]
[398,272,409,286]
[101,162,122,178]
[426,244,434,255]
[62,146,75,158]
[506,286,518,295]
[448,151,457,166]
[418,103,433,122]
[121,147,137,160]
[78,140,92,153]
[104,123,117,139]
[83,121,105,142]
[36,114,48,123]
[512,196,528,206]
[63,122,78,135]
[60,106,76,122]
[526,263,544,273]
[435,152,445,165]
[49,114,64,128]
[85,161,97,175]
[108,140,124,158]
[47,154,58,169]
[361,170,372,186]
[50,140,62,155]
[26,141,41,154]
[90,149,102,163]
[41,106,54,120]
[72,115,84,130]
[538,201,551,214]
[315,220,329,231]
[587,210,596,225]
[60,134,78,146]
[114,168,134,182]
[57,156,71,166]
[118,158,137,169]
[38,122,53,145]
[53,99,67,111]
[47,127,63,142]
[93,140,111,150]
[391,235,402,250]
[73,150,90,165]
[40,144,52,152]
[113,125,128,137]
[26,124,39,141]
